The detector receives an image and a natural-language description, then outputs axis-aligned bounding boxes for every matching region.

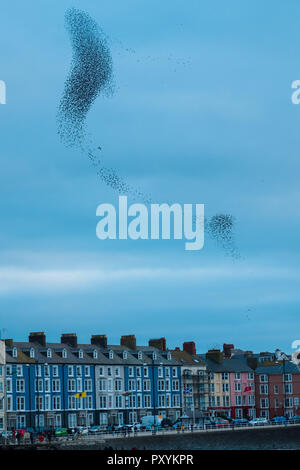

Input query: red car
[214,418,230,428]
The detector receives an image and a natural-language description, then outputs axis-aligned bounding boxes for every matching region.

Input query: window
[158,367,163,378]
[44,365,50,377]
[115,367,120,377]
[138,351,143,360]
[68,366,74,377]
[76,366,82,377]
[260,374,268,383]
[136,367,141,377]
[93,349,98,359]
[172,380,179,391]
[85,378,92,392]
[158,395,165,407]
[284,374,292,382]
[152,352,157,360]
[274,385,279,394]
[16,397,25,411]
[68,379,76,392]
[85,366,90,376]
[129,367,134,377]
[235,382,241,392]
[98,379,106,392]
[172,368,177,378]
[143,379,151,391]
[16,365,22,376]
[35,396,43,411]
[99,367,104,376]
[78,349,83,359]
[77,378,82,392]
[62,349,67,358]
[45,378,50,392]
[248,372,254,380]
[107,367,112,377]
[68,396,76,410]
[47,348,52,358]
[158,380,165,391]
[52,365,58,377]
[260,384,268,394]
[115,380,122,392]
[260,398,269,408]
[128,379,135,391]
[235,395,242,406]
[248,395,255,405]
[12,347,17,358]
[144,395,151,408]
[165,367,170,377]
[45,395,51,410]
[235,373,241,380]
[16,379,25,393]
[285,383,293,394]
[52,379,60,392]
[222,383,229,392]
[99,396,107,409]
[143,367,148,377]
[30,348,35,358]
[222,373,228,380]
[172,395,180,407]
[109,350,114,360]
[53,396,61,410]
[167,352,172,360]
[35,365,41,377]
[123,351,128,360]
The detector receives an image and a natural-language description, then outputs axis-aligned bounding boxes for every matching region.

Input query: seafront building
[1,333,300,431]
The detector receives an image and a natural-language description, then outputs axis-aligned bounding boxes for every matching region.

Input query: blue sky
[0,0,300,353]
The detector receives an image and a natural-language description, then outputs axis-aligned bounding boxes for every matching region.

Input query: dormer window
[109,350,114,360]
[138,351,142,360]
[12,347,17,358]
[152,352,157,360]
[123,351,128,360]
[93,349,98,359]
[79,349,83,359]
[62,349,67,358]
[30,348,35,358]
[47,348,52,358]
[167,352,172,360]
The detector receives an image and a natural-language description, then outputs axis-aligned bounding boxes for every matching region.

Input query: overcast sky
[1,0,300,354]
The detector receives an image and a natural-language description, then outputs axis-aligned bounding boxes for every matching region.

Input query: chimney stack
[91,335,107,348]
[183,341,196,355]
[4,339,13,347]
[61,333,77,348]
[206,349,223,364]
[120,335,136,350]
[149,338,167,352]
[223,343,234,358]
[29,332,46,347]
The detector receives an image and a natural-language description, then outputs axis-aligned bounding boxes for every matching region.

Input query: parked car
[271,416,287,424]
[1,430,13,438]
[55,427,68,436]
[77,426,89,435]
[249,418,268,426]
[232,418,249,426]
[89,425,102,434]
[214,418,230,428]
[289,415,300,422]
[161,418,173,428]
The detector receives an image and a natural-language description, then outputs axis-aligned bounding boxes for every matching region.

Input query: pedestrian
[16,432,21,445]
[181,424,185,433]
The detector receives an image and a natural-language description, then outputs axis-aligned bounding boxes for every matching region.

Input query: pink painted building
[229,370,256,419]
